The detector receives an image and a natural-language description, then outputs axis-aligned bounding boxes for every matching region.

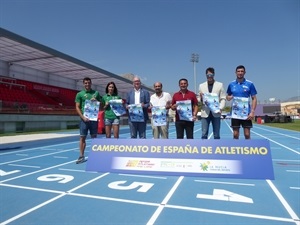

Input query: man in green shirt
[75,77,102,164]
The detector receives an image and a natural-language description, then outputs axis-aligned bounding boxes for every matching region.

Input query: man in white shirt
[150,82,172,139]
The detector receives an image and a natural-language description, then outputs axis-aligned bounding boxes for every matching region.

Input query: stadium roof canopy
[0,28,154,94]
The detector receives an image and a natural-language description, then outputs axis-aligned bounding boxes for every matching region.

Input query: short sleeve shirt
[172,90,198,121]
[75,89,102,114]
[102,94,122,119]
[150,92,172,107]
[150,92,172,114]
[226,79,257,114]
[226,79,257,98]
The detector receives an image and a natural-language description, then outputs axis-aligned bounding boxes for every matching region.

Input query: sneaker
[76,156,87,164]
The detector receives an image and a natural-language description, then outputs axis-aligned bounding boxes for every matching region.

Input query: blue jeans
[79,120,98,137]
[128,121,147,139]
[201,112,221,139]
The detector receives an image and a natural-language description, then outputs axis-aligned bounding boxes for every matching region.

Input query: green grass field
[259,119,300,132]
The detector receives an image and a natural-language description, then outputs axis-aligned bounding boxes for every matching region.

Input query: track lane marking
[0,173,109,225]
[267,179,300,224]
[146,176,184,225]
[194,179,255,186]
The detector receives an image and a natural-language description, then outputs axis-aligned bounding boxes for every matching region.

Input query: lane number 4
[197,189,253,203]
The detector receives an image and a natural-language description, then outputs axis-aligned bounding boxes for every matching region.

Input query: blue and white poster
[128,104,144,122]
[109,99,126,116]
[176,100,193,121]
[203,93,220,113]
[86,139,274,180]
[83,100,100,121]
[151,106,167,126]
[231,97,249,120]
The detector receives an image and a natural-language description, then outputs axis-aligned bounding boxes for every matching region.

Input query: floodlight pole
[190,53,199,94]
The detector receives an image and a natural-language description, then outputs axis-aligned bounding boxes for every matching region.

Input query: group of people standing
[74,65,257,164]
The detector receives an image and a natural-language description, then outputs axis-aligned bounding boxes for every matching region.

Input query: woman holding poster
[103,81,125,139]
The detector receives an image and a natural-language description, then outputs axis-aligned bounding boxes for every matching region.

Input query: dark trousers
[175,120,194,139]
[128,121,147,139]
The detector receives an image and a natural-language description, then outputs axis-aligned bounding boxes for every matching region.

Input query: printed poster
[83,99,100,121]
[203,93,220,113]
[128,104,144,122]
[109,99,126,116]
[176,100,193,121]
[151,106,167,126]
[231,97,249,120]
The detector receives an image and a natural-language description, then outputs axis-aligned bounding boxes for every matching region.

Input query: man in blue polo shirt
[226,65,257,139]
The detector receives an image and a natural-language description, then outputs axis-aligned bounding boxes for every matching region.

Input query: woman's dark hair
[105,81,118,95]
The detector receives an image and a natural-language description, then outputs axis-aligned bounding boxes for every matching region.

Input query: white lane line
[8,164,41,168]
[273,159,300,162]
[194,127,202,133]
[0,160,76,183]
[118,173,167,179]
[267,179,300,223]
[42,149,62,151]
[0,183,64,194]
[0,147,78,166]
[254,126,300,140]
[69,192,160,206]
[66,172,109,193]
[166,204,297,223]
[160,176,184,205]
[0,181,160,207]
[146,176,184,225]
[224,120,233,133]
[287,170,300,173]
[15,154,28,156]
[2,171,298,224]
[58,168,97,173]
[290,187,300,190]
[0,193,67,225]
[0,173,109,225]
[0,141,78,156]
[194,179,255,186]
[251,130,300,155]
[53,156,68,159]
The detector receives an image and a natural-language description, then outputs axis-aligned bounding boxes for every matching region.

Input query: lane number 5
[108,181,154,192]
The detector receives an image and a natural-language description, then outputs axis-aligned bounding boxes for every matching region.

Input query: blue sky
[0,0,299,103]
